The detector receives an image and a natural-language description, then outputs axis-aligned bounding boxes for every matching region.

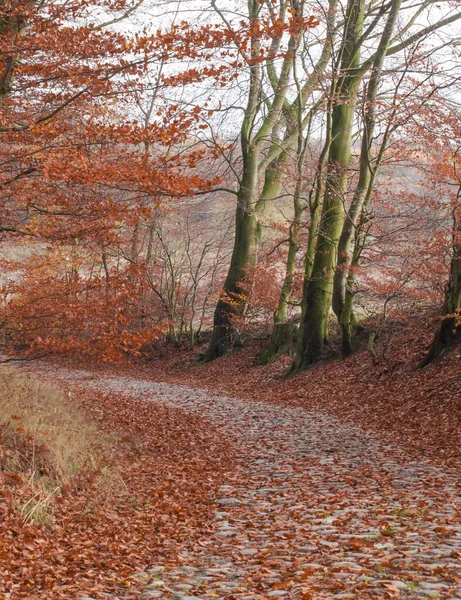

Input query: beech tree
[194,0,461,365]
[0,0,229,357]
[0,0,226,237]
[3,0,461,366]
[291,0,461,372]
[202,0,334,361]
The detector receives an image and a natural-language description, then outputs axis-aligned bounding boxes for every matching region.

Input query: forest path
[43,367,461,600]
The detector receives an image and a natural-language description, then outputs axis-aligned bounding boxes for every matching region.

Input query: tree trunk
[202,195,261,360]
[292,0,364,372]
[256,179,303,365]
[420,222,461,367]
[203,0,302,361]
[274,207,302,326]
[332,0,402,355]
[257,323,298,364]
[257,44,336,367]
[339,241,361,356]
[203,149,290,362]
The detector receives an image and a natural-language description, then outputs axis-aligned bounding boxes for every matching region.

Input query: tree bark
[203,195,261,360]
[256,178,303,365]
[203,0,302,361]
[332,0,402,356]
[292,0,364,372]
[420,206,461,367]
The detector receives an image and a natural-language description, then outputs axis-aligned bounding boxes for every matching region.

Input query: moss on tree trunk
[332,0,402,356]
[295,98,361,367]
[256,323,298,365]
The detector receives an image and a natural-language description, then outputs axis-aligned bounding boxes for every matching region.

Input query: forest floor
[1,317,461,599]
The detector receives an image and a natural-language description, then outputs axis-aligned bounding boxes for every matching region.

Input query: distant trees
[4,203,232,359]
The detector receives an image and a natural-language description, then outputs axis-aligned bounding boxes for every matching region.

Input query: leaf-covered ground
[2,319,461,599]
[134,319,461,465]
[0,374,234,599]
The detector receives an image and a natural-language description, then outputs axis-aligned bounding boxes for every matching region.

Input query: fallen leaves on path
[126,318,461,467]
[0,380,233,598]
[2,318,461,599]
[27,369,461,600]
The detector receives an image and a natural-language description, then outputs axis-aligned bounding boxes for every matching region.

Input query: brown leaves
[2,308,461,599]
[148,317,461,465]
[0,380,233,598]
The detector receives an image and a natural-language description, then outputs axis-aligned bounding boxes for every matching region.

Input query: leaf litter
[2,320,461,599]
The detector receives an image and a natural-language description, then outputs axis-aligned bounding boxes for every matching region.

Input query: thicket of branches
[1,0,461,367]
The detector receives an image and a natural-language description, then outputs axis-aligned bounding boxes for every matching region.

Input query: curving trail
[43,367,461,600]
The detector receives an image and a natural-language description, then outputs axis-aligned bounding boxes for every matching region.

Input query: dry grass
[0,369,117,523]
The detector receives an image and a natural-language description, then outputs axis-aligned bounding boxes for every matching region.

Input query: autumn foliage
[0,0,459,365]
[2,1,461,599]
